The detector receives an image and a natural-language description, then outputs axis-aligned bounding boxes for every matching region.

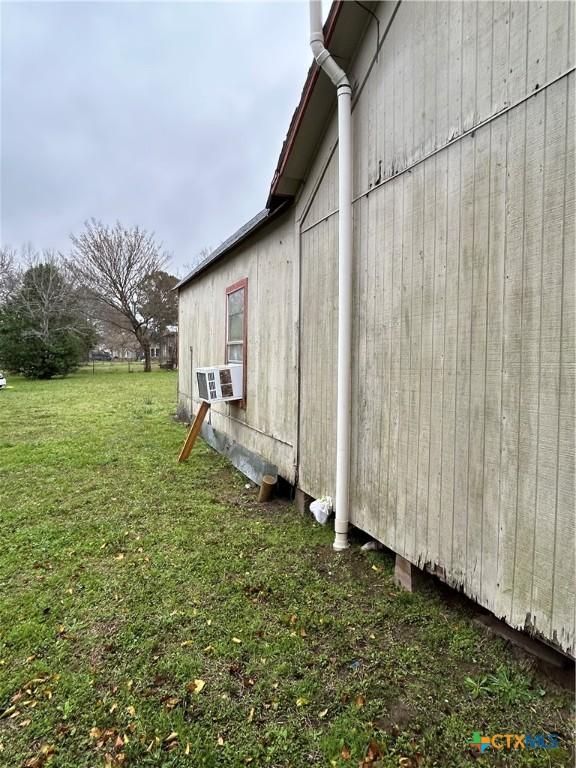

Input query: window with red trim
[225,278,247,401]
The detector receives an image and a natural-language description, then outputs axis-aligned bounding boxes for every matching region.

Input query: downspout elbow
[314,49,350,89]
[309,3,350,88]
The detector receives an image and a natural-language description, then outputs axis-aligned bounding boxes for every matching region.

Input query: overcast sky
[0,1,323,274]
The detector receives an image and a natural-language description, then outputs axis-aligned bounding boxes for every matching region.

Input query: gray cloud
[0,1,312,272]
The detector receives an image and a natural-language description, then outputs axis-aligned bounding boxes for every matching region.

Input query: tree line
[0,221,178,378]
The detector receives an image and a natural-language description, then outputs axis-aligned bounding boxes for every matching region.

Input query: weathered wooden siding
[298,1,575,652]
[178,210,297,481]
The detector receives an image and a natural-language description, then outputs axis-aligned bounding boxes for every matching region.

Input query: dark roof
[174,202,290,290]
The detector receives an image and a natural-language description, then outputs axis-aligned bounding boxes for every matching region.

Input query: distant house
[160,326,178,368]
[111,347,138,361]
[176,1,575,656]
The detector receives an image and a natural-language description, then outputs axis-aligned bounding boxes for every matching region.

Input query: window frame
[225,278,248,406]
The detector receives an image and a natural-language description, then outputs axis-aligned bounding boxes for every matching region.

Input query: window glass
[227,343,243,362]
[225,281,246,404]
[227,287,244,361]
[228,312,244,342]
[228,288,244,316]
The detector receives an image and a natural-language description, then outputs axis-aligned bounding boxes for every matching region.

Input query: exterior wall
[178,210,297,482]
[297,1,574,653]
[160,332,178,367]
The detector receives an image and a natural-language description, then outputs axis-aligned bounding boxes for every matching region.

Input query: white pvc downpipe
[309,1,352,551]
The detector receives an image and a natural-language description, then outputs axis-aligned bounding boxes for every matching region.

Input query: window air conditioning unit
[196,364,243,403]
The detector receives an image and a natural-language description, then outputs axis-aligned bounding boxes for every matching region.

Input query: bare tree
[17,251,91,343]
[180,245,213,277]
[0,247,18,304]
[0,250,96,377]
[96,305,140,359]
[69,220,170,372]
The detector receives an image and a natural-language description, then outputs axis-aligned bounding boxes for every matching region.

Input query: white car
[0,372,6,389]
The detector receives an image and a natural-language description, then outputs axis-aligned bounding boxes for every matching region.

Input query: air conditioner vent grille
[195,364,243,403]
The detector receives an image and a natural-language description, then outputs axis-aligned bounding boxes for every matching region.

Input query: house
[159,325,178,368]
[176,1,575,656]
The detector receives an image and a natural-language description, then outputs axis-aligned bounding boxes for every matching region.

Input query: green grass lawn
[0,369,573,767]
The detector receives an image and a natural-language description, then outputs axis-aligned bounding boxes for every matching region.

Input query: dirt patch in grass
[87,619,123,670]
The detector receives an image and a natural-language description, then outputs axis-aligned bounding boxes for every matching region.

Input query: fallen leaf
[185,742,190,755]
[318,708,329,718]
[180,640,193,647]
[0,706,16,719]
[341,744,351,760]
[366,739,382,762]
[115,554,125,561]
[232,637,242,644]
[187,679,205,694]
[126,706,136,717]
[247,707,255,723]
[164,731,178,743]
[19,719,31,727]
[217,735,224,746]
[109,703,117,714]
[115,735,124,749]
[355,694,366,708]
[295,697,308,707]
[89,727,102,740]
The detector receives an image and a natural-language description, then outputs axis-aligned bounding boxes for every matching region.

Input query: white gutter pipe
[309,0,352,551]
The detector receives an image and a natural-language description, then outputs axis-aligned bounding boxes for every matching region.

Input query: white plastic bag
[309,495,333,525]
[361,540,384,551]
